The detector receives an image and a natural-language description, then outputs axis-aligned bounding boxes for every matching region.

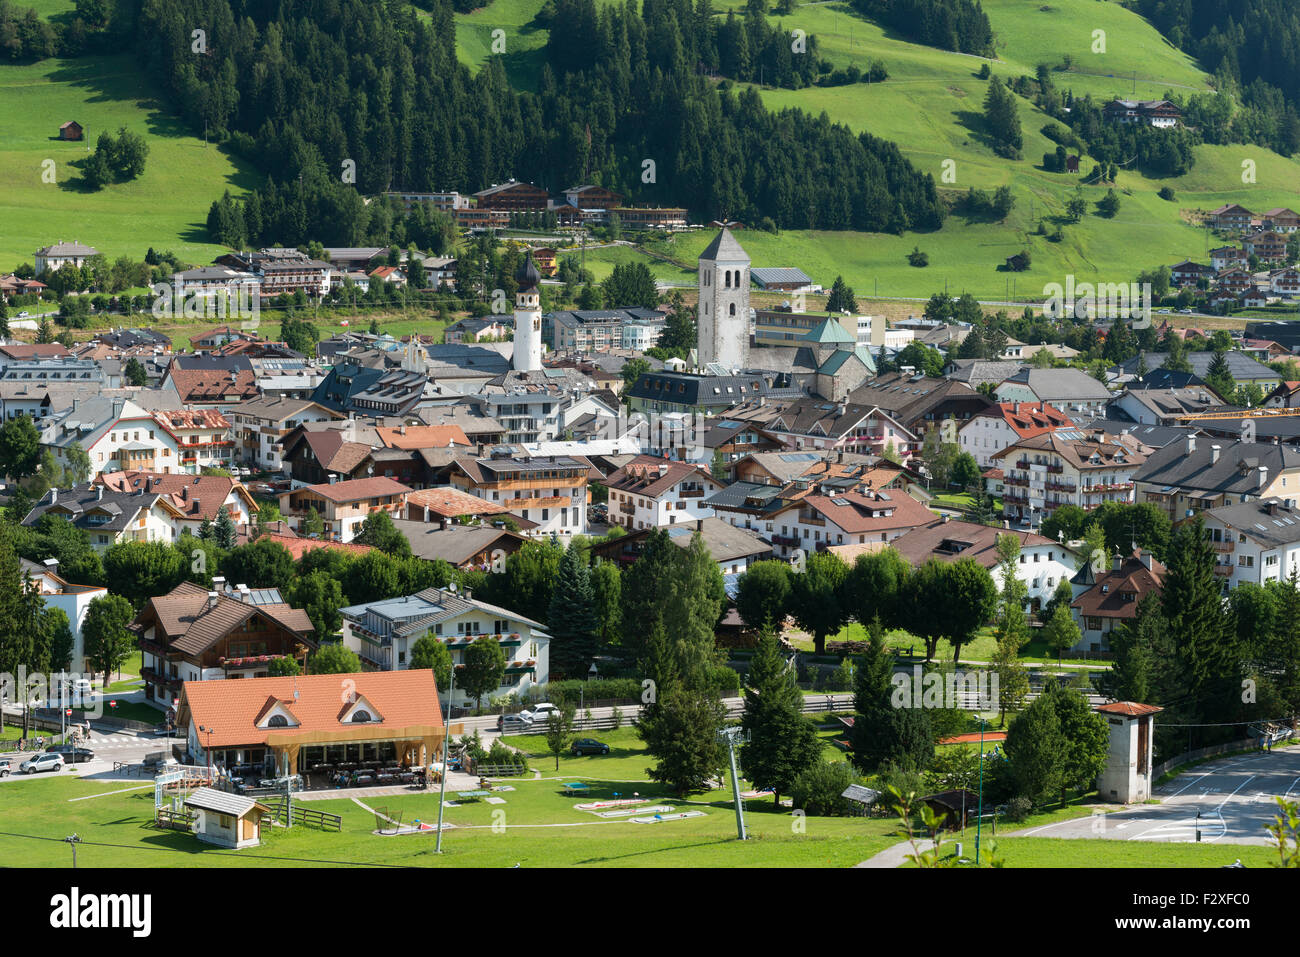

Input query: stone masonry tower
[697,228,750,370]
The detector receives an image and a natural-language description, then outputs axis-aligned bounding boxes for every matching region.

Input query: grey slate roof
[751,267,812,286]
[1118,351,1279,382]
[1134,439,1300,494]
[1204,498,1300,546]
[999,367,1112,401]
[699,228,749,262]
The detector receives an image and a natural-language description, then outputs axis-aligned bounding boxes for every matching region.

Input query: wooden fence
[262,796,342,831]
[154,807,195,831]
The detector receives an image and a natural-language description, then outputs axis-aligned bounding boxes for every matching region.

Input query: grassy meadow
[0,55,256,269]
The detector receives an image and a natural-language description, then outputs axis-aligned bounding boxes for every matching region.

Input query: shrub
[1158,186,1176,201]
[1004,794,1034,822]
[611,706,623,729]
[709,665,741,696]
[791,761,859,816]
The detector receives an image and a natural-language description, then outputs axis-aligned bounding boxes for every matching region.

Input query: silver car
[21,752,64,774]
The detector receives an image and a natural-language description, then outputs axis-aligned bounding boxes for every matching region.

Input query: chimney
[95,485,103,501]
[43,557,59,575]
[328,473,338,485]
[1186,435,1196,455]
[941,513,950,523]
[1211,445,1221,464]
[207,591,219,609]
[1259,466,1269,490]
[1139,550,1153,570]
[212,576,226,593]
[192,498,201,514]
[1112,553,1122,572]
[1266,501,1279,516]
[49,488,57,504]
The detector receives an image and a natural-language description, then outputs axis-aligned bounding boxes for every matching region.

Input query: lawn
[0,55,257,268]
[500,725,657,779]
[0,770,906,867]
[985,837,1279,868]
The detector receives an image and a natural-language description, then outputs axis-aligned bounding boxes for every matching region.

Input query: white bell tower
[513,251,542,373]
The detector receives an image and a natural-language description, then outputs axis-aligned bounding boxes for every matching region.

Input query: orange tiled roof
[375,425,472,450]
[405,486,510,517]
[179,670,443,749]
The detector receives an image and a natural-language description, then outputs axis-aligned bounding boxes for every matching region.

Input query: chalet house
[1202,498,1300,587]
[1070,550,1165,652]
[403,485,514,525]
[161,361,259,411]
[562,184,624,211]
[1102,99,1181,128]
[22,483,175,551]
[1245,230,1288,263]
[958,401,1074,469]
[34,241,99,274]
[1170,260,1214,287]
[1210,246,1249,271]
[759,399,914,459]
[447,449,589,539]
[473,180,550,212]
[607,207,688,228]
[41,396,181,478]
[176,670,442,778]
[600,455,725,530]
[256,257,332,297]
[995,368,1112,416]
[1213,267,1253,295]
[340,586,550,693]
[94,471,259,538]
[311,363,429,418]
[889,519,1077,611]
[368,265,407,288]
[1263,208,1300,233]
[1134,435,1300,519]
[226,396,342,472]
[0,274,48,299]
[58,121,83,141]
[189,325,260,352]
[850,373,993,445]
[278,476,412,543]
[1270,268,1300,298]
[589,516,772,576]
[133,579,316,704]
[151,408,236,472]
[172,267,260,307]
[393,520,528,570]
[1209,204,1253,232]
[994,430,1146,526]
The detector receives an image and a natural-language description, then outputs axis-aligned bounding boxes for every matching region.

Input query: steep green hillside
[0,54,258,268]
[453,0,1298,300]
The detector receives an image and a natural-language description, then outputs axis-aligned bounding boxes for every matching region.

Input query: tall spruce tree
[548,545,598,678]
[739,629,823,805]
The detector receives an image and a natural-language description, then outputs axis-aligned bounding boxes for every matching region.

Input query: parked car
[497,713,534,732]
[570,738,610,756]
[46,745,94,763]
[20,753,65,774]
[521,703,560,723]
[0,758,12,777]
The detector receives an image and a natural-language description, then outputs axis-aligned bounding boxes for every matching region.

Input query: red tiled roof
[375,425,472,450]
[95,470,253,523]
[301,476,413,503]
[179,670,442,749]
[168,367,258,401]
[802,489,935,535]
[1095,702,1163,717]
[405,486,510,517]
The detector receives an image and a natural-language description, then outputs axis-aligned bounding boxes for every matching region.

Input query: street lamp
[199,725,215,778]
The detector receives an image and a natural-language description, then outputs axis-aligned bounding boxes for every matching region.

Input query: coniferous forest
[128,0,945,247]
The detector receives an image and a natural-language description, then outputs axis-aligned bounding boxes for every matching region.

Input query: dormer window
[351,710,372,723]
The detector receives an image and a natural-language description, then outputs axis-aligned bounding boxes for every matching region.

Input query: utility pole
[975,717,987,864]
[718,727,747,841]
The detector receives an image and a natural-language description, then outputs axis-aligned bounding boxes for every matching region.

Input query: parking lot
[1017,746,1300,845]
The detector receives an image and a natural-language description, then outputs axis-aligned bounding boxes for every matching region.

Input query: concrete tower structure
[513,251,543,372]
[697,228,750,370]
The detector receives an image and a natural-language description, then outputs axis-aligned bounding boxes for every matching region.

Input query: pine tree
[739,629,823,804]
[214,505,237,550]
[548,545,598,678]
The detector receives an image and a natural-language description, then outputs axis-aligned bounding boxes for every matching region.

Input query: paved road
[1013,747,1300,846]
